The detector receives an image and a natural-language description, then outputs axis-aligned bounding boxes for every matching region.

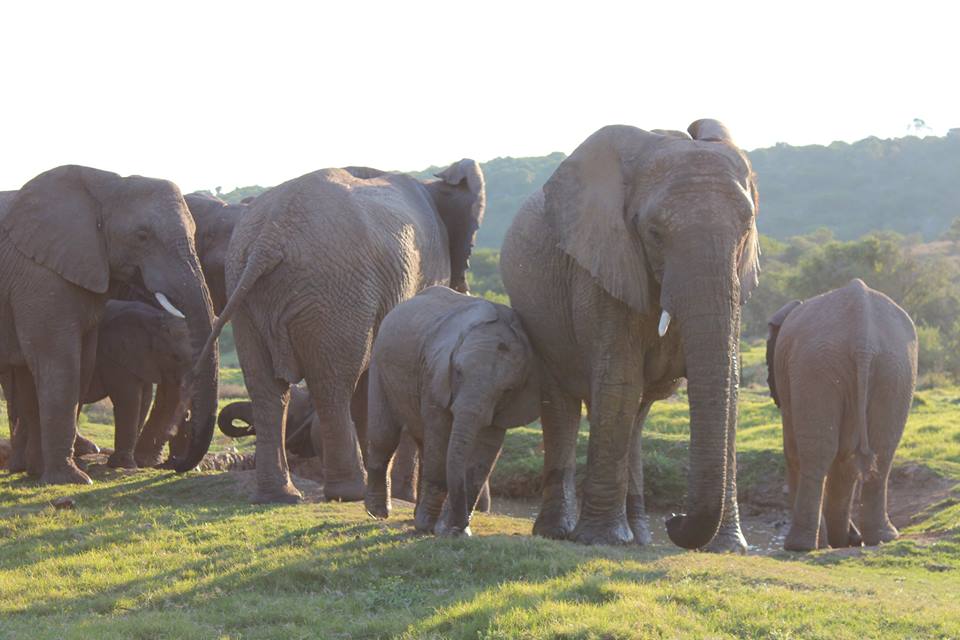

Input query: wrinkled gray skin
[0,166,218,484]
[501,121,760,550]
[183,192,250,315]
[767,279,918,551]
[81,300,193,469]
[195,160,485,503]
[365,287,539,535]
[218,383,425,502]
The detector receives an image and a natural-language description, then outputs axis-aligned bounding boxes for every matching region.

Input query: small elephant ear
[544,126,655,314]
[424,299,499,410]
[435,159,485,202]
[687,119,734,143]
[1,165,115,293]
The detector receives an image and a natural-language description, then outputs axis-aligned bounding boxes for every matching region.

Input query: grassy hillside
[3,343,958,639]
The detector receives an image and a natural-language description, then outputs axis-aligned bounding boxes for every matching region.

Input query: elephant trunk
[444,403,494,530]
[218,401,255,438]
[663,259,738,550]
[162,245,220,472]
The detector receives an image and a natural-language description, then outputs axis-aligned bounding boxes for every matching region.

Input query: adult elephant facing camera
[0,166,219,484]
[195,160,485,503]
[501,121,760,550]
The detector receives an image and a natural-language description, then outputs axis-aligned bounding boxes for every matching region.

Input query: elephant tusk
[155,292,186,319]
[658,310,671,337]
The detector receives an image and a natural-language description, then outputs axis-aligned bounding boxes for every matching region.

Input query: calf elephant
[365,287,539,535]
[501,120,760,550]
[218,383,426,503]
[767,279,918,551]
[194,160,486,503]
[0,166,218,484]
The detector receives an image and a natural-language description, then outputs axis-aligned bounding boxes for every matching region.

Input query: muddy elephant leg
[824,456,860,548]
[860,390,908,546]
[703,356,748,554]
[135,381,178,467]
[533,377,581,540]
[364,369,404,519]
[784,388,839,551]
[104,371,145,469]
[11,367,43,476]
[233,312,300,504]
[5,368,29,473]
[390,430,419,503]
[626,401,653,546]
[308,374,367,502]
[415,411,452,533]
[29,334,92,485]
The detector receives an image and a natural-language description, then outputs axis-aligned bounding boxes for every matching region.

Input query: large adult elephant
[194,160,485,503]
[0,165,219,484]
[500,121,760,550]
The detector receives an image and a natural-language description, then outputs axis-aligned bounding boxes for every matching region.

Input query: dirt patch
[884,463,957,529]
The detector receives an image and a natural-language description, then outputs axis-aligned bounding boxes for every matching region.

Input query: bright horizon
[2,0,957,194]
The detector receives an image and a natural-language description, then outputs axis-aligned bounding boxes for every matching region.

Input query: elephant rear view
[767,279,918,551]
[195,160,485,503]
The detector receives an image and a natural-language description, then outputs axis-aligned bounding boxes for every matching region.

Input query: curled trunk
[218,401,255,438]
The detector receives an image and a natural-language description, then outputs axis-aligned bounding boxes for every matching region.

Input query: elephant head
[544,120,760,549]
[426,159,486,293]
[1,165,220,471]
[183,192,248,314]
[765,300,802,407]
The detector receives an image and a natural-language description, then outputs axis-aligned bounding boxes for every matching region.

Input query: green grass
[3,346,959,638]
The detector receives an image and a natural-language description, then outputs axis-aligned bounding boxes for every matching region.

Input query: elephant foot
[253,482,303,505]
[365,494,391,520]
[41,462,93,486]
[863,523,899,546]
[107,452,138,469]
[6,452,27,474]
[134,450,165,468]
[783,527,818,552]
[571,513,633,546]
[702,523,748,554]
[847,522,863,547]
[436,522,472,537]
[533,502,577,540]
[73,435,100,457]
[414,506,442,534]
[628,515,653,546]
[324,477,366,502]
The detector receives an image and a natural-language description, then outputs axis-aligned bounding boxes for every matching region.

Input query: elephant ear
[544,126,655,314]
[1,165,116,293]
[424,299,499,410]
[766,299,802,408]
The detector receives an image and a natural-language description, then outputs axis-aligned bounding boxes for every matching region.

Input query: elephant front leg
[626,402,653,546]
[414,413,451,533]
[105,375,147,469]
[390,430,420,503]
[31,357,91,485]
[364,371,404,519]
[533,379,581,540]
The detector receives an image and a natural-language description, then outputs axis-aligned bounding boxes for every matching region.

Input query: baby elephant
[365,286,540,536]
[767,279,917,551]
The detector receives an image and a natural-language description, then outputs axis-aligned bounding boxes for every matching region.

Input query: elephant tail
[194,243,282,372]
[853,351,878,478]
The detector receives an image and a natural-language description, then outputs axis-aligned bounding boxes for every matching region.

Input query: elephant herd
[0,119,917,553]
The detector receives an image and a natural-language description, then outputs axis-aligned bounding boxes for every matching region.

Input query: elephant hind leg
[533,378,581,541]
[784,383,840,552]
[860,381,908,546]
[824,456,859,548]
[365,369,404,519]
[389,429,419,504]
[233,311,301,504]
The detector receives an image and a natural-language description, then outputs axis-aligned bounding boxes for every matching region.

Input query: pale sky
[1,0,957,193]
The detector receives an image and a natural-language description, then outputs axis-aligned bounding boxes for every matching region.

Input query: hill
[215,131,960,249]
